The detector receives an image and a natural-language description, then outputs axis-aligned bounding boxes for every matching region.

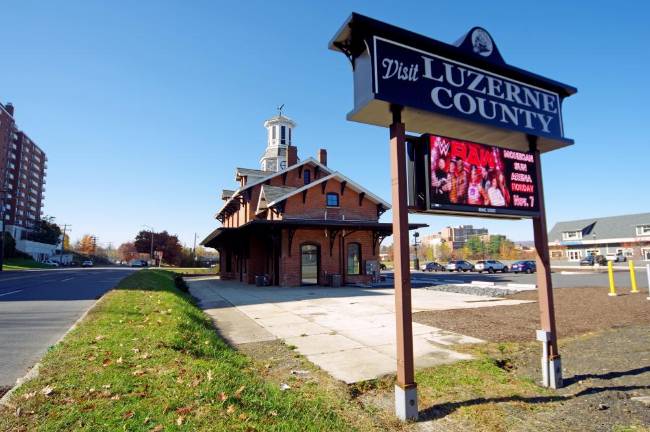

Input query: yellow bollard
[608,261,617,296]
[629,260,639,293]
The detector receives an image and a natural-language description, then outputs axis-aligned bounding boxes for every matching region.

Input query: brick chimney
[5,103,14,117]
[287,145,298,167]
[318,148,327,166]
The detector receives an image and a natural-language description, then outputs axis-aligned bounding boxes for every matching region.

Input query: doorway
[300,244,320,285]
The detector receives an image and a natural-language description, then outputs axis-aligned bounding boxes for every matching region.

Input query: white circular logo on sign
[471,29,493,57]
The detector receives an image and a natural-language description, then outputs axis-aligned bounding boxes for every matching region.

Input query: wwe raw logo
[436,139,450,156]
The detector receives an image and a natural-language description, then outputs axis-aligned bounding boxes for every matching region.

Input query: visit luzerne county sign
[329,13,577,153]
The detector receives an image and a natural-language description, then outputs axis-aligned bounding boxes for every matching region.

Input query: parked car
[43,260,60,267]
[446,260,474,272]
[511,260,536,274]
[605,252,626,262]
[474,260,509,273]
[81,260,94,267]
[580,254,607,266]
[130,259,148,267]
[421,262,444,272]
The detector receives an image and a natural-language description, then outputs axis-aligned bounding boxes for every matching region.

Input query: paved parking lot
[188,277,531,383]
[396,266,650,290]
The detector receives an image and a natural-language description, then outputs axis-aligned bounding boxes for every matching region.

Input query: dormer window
[326,192,339,207]
[303,169,311,185]
[636,225,650,236]
[562,231,582,240]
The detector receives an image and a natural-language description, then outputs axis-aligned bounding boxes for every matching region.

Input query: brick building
[202,114,423,286]
[0,102,47,239]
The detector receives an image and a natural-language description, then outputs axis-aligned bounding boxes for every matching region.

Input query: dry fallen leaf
[116,357,123,364]
[143,416,150,424]
[22,392,36,400]
[269,410,278,417]
[15,407,21,418]
[95,335,105,341]
[41,385,54,396]
[102,384,111,389]
[238,413,247,420]
[234,385,245,399]
[123,411,134,420]
[149,425,163,432]
[176,406,192,415]
[207,370,213,382]
[132,369,146,376]
[140,353,151,360]
[226,405,235,415]
[176,416,184,426]
[111,395,121,401]
[102,359,112,367]
[87,355,97,362]
[218,392,228,401]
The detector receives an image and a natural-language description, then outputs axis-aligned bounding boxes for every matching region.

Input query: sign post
[329,13,576,420]
[529,136,561,388]
[389,105,418,420]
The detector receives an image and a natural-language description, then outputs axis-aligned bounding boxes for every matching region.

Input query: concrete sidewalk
[188,277,531,383]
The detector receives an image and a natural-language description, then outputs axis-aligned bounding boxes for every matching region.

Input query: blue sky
[2,1,649,247]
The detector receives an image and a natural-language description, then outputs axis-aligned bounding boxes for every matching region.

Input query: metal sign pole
[529,135,562,389]
[389,105,418,420]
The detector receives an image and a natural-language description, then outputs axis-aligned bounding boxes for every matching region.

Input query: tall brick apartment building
[202,114,423,286]
[0,102,47,239]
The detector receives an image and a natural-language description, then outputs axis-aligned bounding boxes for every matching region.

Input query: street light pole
[412,232,420,271]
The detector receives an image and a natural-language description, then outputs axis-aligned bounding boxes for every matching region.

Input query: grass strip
[0,269,352,431]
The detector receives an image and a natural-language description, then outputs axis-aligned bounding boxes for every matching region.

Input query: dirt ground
[409,287,650,431]
[413,287,650,342]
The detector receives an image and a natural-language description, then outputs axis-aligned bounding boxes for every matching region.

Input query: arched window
[326,192,339,207]
[347,243,361,275]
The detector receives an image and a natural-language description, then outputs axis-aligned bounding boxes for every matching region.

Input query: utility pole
[59,224,71,258]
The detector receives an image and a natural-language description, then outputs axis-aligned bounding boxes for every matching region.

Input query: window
[326,192,339,207]
[562,231,582,240]
[642,248,650,261]
[272,126,276,141]
[280,126,286,144]
[303,169,311,185]
[550,250,564,259]
[567,250,582,261]
[636,225,650,236]
[347,243,361,275]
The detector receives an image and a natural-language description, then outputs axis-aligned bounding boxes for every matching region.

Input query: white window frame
[636,225,650,236]
[642,248,650,261]
[562,231,582,240]
[567,250,582,261]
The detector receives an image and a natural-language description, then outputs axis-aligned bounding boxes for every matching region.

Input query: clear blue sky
[2,1,649,247]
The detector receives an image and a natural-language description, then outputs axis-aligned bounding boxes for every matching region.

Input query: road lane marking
[0,289,23,297]
[61,277,75,282]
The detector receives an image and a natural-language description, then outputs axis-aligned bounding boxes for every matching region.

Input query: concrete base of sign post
[395,384,418,421]
[548,357,563,389]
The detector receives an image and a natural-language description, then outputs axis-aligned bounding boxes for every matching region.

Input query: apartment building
[0,102,47,239]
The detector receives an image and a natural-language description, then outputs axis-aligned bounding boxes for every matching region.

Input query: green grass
[0,270,354,431]
[3,257,53,270]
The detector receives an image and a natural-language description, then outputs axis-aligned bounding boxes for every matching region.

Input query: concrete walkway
[188,277,531,383]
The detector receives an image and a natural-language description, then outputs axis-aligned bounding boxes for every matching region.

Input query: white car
[605,252,626,262]
[474,260,509,273]
[43,260,60,267]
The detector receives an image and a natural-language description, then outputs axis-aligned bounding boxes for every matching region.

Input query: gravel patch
[424,284,522,297]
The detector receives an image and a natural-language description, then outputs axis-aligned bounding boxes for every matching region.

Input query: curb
[0,295,106,408]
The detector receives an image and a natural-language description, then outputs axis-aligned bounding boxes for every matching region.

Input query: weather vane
[277,104,284,117]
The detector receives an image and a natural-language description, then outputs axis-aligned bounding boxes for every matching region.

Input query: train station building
[201,113,423,286]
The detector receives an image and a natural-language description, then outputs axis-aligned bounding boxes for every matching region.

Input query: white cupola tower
[260,109,296,172]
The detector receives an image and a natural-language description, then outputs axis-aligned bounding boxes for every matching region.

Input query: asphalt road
[387,267,650,290]
[0,268,136,389]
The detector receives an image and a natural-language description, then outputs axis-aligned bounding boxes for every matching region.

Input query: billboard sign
[373,37,563,141]
[329,13,577,153]
[413,134,540,218]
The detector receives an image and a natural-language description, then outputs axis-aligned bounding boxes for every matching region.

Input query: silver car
[475,260,508,273]
[446,260,474,272]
